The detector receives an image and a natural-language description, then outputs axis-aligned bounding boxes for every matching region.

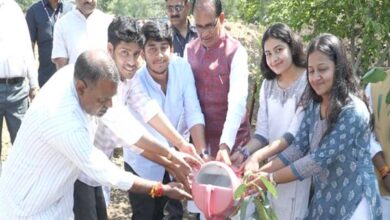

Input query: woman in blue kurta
[253,34,382,219]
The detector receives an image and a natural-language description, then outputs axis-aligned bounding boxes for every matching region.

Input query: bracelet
[149,183,164,198]
[379,165,390,179]
[238,147,250,161]
[199,149,209,159]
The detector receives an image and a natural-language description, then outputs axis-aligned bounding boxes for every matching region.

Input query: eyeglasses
[166,4,185,13]
[195,18,219,33]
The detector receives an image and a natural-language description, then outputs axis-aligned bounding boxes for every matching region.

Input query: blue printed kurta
[279,95,382,220]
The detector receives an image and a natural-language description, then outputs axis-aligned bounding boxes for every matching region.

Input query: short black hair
[108,16,143,48]
[74,50,120,86]
[141,21,173,48]
[260,23,306,80]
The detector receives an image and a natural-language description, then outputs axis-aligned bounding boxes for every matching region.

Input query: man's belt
[0,77,25,84]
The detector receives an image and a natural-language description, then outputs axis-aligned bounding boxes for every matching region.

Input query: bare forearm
[245,138,263,154]
[252,138,289,162]
[141,150,173,169]
[273,166,298,184]
[259,157,287,173]
[148,112,186,149]
[53,57,69,70]
[128,175,156,194]
[135,133,171,158]
[189,124,206,153]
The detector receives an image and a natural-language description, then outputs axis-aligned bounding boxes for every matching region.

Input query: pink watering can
[191,161,241,220]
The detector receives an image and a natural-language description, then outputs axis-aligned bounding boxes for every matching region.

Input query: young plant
[233,171,278,220]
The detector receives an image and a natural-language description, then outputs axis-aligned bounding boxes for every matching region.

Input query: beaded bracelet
[149,183,164,198]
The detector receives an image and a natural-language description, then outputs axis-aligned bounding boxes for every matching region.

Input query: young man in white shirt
[123,21,207,220]
[0,50,191,220]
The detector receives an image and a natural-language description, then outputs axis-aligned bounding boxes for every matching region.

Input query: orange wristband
[149,183,164,198]
[379,165,390,179]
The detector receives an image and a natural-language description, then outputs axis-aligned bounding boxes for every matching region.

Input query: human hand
[168,151,197,191]
[178,152,203,170]
[163,182,192,200]
[29,87,39,100]
[177,141,203,164]
[215,143,232,166]
[231,147,250,168]
[245,171,268,196]
[166,164,191,192]
[243,156,261,173]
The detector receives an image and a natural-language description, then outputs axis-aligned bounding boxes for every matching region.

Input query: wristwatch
[199,149,209,159]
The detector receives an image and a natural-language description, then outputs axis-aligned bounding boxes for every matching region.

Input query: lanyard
[40,0,61,28]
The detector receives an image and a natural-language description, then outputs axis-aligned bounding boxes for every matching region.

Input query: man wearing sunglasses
[165,0,197,57]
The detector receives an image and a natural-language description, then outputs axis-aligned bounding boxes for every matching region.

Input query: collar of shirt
[172,19,197,39]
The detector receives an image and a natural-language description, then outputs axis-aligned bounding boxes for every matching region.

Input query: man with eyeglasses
[165,0,197,57]
[184,0,251,166]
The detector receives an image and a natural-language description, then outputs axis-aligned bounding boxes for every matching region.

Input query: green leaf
[386,91,390,105]
[239,196,253,220]
[362,67,387,83]
[260,176,278,198]
[234,184,247,200]
[254,196,270,220]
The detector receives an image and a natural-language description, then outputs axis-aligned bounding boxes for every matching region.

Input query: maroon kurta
[186,33,250,157]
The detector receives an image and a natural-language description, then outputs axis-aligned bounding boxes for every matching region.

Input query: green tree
[104,0,165,18]
[16,0,35,11]
[263,0,390,76]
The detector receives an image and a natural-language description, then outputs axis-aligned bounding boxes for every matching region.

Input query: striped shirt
[0,65,135,219]
[78,72,160,186]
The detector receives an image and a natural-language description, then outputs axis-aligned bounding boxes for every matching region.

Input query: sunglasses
[166,4,185,13]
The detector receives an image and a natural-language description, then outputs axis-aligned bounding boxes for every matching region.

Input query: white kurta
[255,73,311,220]
[52,9,112,64]
[0,65,136,219]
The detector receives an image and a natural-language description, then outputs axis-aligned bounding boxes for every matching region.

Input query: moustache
[171,15,180,19]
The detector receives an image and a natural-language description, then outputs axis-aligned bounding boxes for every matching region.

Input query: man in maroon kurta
[184,0,250,165]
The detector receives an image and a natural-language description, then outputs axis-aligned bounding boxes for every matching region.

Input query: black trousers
[124,162,183,220]
[73,179,108,220]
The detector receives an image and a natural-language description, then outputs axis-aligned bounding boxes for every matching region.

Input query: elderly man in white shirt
[0,0,39,164]
[52,0,112,69]
[0,50,191,220]
[123,21,207,220]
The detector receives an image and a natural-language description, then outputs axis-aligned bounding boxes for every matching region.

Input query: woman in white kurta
[242,23,311,219]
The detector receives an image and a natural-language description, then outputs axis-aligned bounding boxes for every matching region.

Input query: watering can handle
[204,185,212,218]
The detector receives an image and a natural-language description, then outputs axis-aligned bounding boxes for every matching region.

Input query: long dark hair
[260,23,306,80]
[303,33,363,129]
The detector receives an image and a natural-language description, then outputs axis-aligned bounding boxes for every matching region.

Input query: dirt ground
[0,20,261,220]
